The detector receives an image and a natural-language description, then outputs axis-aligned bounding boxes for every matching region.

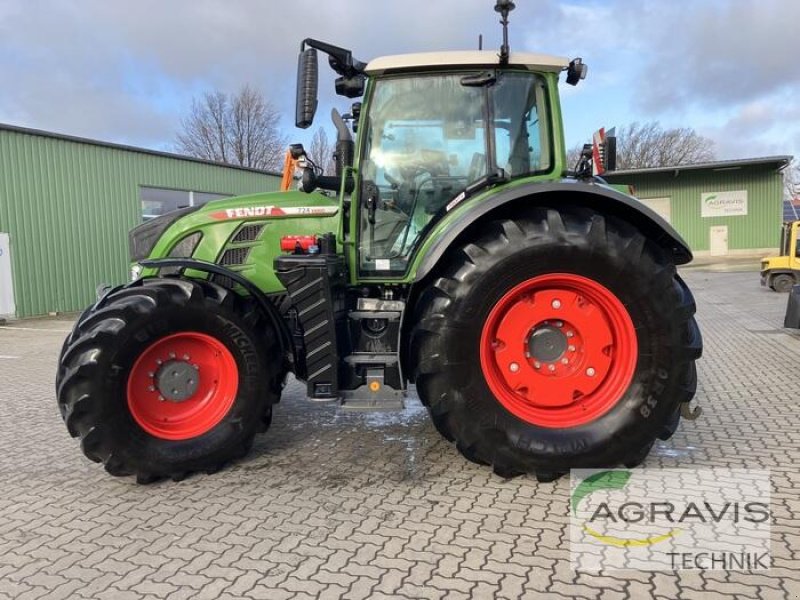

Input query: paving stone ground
[0,269,798,599]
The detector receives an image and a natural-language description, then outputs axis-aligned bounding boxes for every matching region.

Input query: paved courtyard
[0,269,798,600]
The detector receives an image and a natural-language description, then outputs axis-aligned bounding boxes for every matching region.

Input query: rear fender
[413,180,693,282]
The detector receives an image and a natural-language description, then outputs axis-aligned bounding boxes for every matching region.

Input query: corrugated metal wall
[0,127,281,318]
[605,165,784,252]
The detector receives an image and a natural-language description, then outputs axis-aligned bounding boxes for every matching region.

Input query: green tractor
[56,2,702,483]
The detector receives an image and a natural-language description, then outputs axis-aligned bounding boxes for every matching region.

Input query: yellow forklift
[761,221,800,292]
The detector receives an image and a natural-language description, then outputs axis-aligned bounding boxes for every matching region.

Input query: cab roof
[365,50,570,75]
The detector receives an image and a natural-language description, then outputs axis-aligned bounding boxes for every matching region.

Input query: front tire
[411,206,702,479]
[771,273,795,293]
[56,278,282,481]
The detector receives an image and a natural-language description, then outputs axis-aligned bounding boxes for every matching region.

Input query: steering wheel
[380,162,433,215]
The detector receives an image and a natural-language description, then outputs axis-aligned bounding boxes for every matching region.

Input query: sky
[0,0,798,163]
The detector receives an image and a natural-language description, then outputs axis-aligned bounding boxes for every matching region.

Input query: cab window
[358,71,550,275]
[359,74,488,273]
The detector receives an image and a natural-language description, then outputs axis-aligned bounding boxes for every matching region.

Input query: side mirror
[295,49,319,129]
[566,58,588,86]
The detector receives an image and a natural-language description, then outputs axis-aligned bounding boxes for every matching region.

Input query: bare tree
[784,159,799,198]
[176,84,287,172]
[614,122,715,170]
[784,160,800,220]
[566,143,584,170]
[307,127,336,175]
[568,122,715,172]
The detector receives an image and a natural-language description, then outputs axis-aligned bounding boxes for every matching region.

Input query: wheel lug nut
[547,364,556,372]
[566,331,574,338]
[534,361,541,369]
[551,299,561,309]
[156,359,163,365]
[568,345,576,351]
[169,352,176,359]
[158,395,165,402]
[147,371,154,377]
[561,358,568,365]
[509,362,520,373]
[586,367,596,377]
[148,386,155,392]
[183,354,190,360]
[554,321,563,327]
[193,364,199,370]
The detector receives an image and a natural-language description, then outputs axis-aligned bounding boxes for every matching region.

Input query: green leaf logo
[571,470,681,547]
[571,470,631,515]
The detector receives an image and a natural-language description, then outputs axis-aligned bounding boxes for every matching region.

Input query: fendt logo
[209,205,339,220]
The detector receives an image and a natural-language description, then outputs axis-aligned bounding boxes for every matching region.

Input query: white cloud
[0,0,796,161]
[627,0,800,111]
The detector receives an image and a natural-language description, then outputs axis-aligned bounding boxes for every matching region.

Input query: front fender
[413,180,693,282]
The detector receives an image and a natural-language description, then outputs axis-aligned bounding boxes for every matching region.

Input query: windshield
[359,71,550,274]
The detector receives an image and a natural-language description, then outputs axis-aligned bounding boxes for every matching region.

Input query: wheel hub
[155,360,200,402]
[126,332,239,440]
[527,325,567,362]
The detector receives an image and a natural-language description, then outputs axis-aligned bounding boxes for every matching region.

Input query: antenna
[478,34,483,50]
[494,0,516,65]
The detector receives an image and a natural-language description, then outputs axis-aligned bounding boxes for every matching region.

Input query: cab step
[340,366,405,411]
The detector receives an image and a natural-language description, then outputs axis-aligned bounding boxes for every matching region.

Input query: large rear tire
[410,206,702,480]
[56,278,282,482]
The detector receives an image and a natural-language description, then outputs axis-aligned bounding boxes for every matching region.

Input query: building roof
[365,50,570,74]
[0,122,282,177]
[604,156,793,177]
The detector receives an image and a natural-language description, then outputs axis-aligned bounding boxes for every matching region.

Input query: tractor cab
[357,54,563,274]
[291,45,586,277]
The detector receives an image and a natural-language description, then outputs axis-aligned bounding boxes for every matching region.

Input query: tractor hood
[132,189,341,295]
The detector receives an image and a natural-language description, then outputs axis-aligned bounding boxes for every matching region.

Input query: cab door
[355,72,489,277]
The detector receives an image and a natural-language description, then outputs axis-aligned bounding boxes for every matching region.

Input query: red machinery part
[280,235,318,253]
[127,332,239,440]
[479,273,638,428]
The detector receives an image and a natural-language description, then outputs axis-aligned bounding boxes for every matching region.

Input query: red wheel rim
[126,332,238,440]
[479,274,637,428]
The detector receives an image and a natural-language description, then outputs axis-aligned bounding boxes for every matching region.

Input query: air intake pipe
[331,108,354,178]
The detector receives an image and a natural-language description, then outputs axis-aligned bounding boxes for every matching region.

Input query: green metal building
[604,156,792,258]
[0,124,281,318]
